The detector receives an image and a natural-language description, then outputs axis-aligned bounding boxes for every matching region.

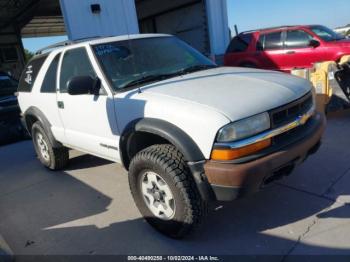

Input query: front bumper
[204,112,326,201]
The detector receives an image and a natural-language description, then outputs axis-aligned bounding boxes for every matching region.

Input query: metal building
[0,0,230,79]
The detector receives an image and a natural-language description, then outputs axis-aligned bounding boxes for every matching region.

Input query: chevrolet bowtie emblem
[299,114,309,125]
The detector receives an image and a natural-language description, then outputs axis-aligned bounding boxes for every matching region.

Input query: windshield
[0,75,18,96]
[0,75,18,89]
[92,36,215,91]
[310,25,345,42]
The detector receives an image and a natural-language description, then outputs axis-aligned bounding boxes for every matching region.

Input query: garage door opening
[136,0,210,55]
[0,0,64,79]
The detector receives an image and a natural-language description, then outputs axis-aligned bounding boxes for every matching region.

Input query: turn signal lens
[211,139,271,161]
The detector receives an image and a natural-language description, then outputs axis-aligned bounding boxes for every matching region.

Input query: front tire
[31,122,69,170]
[128,144,206,238]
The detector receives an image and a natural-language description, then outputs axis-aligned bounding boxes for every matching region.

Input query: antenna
[234,24,239,36]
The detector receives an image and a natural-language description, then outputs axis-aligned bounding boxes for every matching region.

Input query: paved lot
[0,112,350,259]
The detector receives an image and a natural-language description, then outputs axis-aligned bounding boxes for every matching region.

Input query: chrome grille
[270,92,313,128]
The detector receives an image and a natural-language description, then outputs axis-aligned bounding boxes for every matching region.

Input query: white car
[18,34,325,238]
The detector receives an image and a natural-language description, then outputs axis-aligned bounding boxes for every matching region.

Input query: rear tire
[31,122,69,170]
[128,144,206,238]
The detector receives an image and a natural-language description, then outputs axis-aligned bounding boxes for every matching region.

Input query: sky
[227,0,350,33]
[23,35,68,53]
[22,0,350,52]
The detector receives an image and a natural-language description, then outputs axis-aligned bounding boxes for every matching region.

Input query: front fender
[120,118,214,201]
[120,118,205,165]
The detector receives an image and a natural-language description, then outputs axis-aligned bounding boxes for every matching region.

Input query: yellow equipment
[339,55,350,65]
[310,61,338,112]
[291,60,340,113]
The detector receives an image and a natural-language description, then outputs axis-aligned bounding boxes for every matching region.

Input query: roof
[35,34,172,55]
[87,33,172,45]
[240,25,318,34]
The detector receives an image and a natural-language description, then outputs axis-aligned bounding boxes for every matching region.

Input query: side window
[41,53,60,93]
[285,30,313,48]
[18,54,48,92]
[59,47,96,93]
[257,32,283,51]
[226,34,252,53]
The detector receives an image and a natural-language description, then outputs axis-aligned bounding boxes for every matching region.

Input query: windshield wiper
[176,64,218,75]
[120,73,179,89]
[120,64,217,89]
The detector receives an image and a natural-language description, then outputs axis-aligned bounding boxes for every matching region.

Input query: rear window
[18,54,48,92]
[226,34,252,53]
[257,31,283,50]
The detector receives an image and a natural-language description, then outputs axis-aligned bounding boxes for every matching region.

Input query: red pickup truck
[224,25,350,72]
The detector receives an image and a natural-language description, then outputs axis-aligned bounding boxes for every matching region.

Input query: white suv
[18,34,325,238]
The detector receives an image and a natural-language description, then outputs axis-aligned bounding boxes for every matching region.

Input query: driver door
[282,29,325,70]
[56,46,120,161]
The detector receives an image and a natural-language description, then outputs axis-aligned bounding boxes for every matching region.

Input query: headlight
[217,112,270,142]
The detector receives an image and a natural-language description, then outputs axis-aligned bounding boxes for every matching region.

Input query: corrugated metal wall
[59,0,139,40]
[205,0,230,59]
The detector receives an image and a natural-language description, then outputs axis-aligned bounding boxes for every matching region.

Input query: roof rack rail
[242,25,298,34]
[35,40,73,55]
[34,36,104,55]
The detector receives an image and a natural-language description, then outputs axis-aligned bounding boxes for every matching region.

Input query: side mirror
[309,39,320,48]
[67,76,101,95]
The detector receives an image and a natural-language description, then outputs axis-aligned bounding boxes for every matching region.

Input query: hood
[139,67,311,121]
[337,38,350,43]
[326,38,350,47]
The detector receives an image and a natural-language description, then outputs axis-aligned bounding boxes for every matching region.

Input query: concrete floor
[0,112,350,260]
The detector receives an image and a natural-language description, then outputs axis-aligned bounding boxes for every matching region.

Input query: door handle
[57,101,64,109]
[286,51,296,54]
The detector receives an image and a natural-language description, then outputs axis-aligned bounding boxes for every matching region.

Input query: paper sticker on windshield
[95,45,122,56]
[24,65,33,85]
[0,76,9,80]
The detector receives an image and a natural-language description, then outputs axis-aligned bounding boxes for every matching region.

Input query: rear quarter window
[18,54,48,93]
[41,53,61,93]
[226,34,252,53]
